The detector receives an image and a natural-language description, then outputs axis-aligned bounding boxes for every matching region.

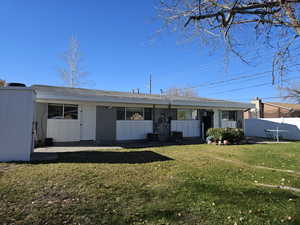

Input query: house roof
[265,102,300,111]
[31,85,254,109]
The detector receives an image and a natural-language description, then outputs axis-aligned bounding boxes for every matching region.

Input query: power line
[168,45,300,91]
[207,75,300,96]
[180,62,300,91]
[226,96,293,101]
[169,45,300,84]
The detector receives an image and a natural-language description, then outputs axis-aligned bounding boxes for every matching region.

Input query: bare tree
[157,0,300,87]
[282,84,300,102]
[166,86,198,97]
[0,79,6,87]
[59,36,88,87]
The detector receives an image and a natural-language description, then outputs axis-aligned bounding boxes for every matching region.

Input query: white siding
[245,118,300,140]
[0,88,35,161]
[47,119,80,142]
[213,109,220,128]
[171,120,201,137]
[116,120,153,140]
[221,121,237,128]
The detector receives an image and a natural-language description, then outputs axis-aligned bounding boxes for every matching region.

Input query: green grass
[1,143,300,225]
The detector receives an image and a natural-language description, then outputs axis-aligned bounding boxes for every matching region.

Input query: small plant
[206,128,244,144]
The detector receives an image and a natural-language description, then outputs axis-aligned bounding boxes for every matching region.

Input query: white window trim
[48,103,79,120]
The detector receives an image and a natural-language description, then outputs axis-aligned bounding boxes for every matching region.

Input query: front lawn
[1,143,300,225]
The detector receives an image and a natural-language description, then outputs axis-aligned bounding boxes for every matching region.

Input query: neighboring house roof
[265,102,300,111]
[31,85,253,109]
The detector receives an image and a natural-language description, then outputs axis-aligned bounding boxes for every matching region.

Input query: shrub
[206,128,244,144]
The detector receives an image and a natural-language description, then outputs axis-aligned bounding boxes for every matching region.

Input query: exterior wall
[220,120,237,128]
[219,110,243,129]
[245,118,300,140]
[171,120,201,137]
[35,102,47,143]
[0,88,35,161]
[263,104,291,118]
[47,119,81,142]
[237,110,244,128]
[213,109,220,128]
[37,100,248,143]
[245,99,300,119]
[116,120,153,140]
[96,106,116,143]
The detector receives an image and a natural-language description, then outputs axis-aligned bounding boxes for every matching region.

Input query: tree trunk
[283,4,300,35]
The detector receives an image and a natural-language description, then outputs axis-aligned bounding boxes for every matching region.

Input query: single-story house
[245,98,300,119]
[32,85,253,144]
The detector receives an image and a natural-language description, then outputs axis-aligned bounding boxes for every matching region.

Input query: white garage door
[171,120,201,137]
[116,120,153,141]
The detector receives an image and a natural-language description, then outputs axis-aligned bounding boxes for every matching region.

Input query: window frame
[177,109,198,120]
[48,103,79,120]
[221,111,237,121]
[116,107,153,121]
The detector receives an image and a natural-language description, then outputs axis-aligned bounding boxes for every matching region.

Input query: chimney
[251,97,263,118]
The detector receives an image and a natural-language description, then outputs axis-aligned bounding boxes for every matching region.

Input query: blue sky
[1,0,299,102]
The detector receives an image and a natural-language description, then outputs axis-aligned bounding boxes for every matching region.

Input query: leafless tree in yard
[59,36,88,87]
[283,84,300,102]
[157,0,300,92]
[166,86,198,96]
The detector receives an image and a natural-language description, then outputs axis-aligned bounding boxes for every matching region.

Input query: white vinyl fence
[245,118,300,140]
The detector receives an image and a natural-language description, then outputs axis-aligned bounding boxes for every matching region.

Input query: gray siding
[35,103,48,142]
[96,106,116,143]
[237,110,244,128]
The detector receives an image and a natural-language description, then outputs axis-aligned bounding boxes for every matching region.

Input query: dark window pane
[170,109,177,120]
[117,107,125,120]
[126,108,144,120]
[221,111,237,121]
[48,104,63,119]
[229,111,237,121]
[144,108,152,120]
[64,104,78,119]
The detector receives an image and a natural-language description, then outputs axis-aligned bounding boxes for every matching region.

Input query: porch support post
[168,103,171,137]
[213,109,220,128]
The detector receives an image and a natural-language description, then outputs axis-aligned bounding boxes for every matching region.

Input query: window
[116,107,153,120]
[144,108,152,120]
[48,104,78,120]
[177,109,198,120]
[221,111,237,121]
[117,107,125,120]
[48,104,63,119]
[126,107,144,120]
[64,104,78,119]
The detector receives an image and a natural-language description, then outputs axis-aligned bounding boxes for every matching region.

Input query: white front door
[80,105,96,140]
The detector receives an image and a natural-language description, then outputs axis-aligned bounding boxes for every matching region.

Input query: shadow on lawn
[31,151,173,164]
